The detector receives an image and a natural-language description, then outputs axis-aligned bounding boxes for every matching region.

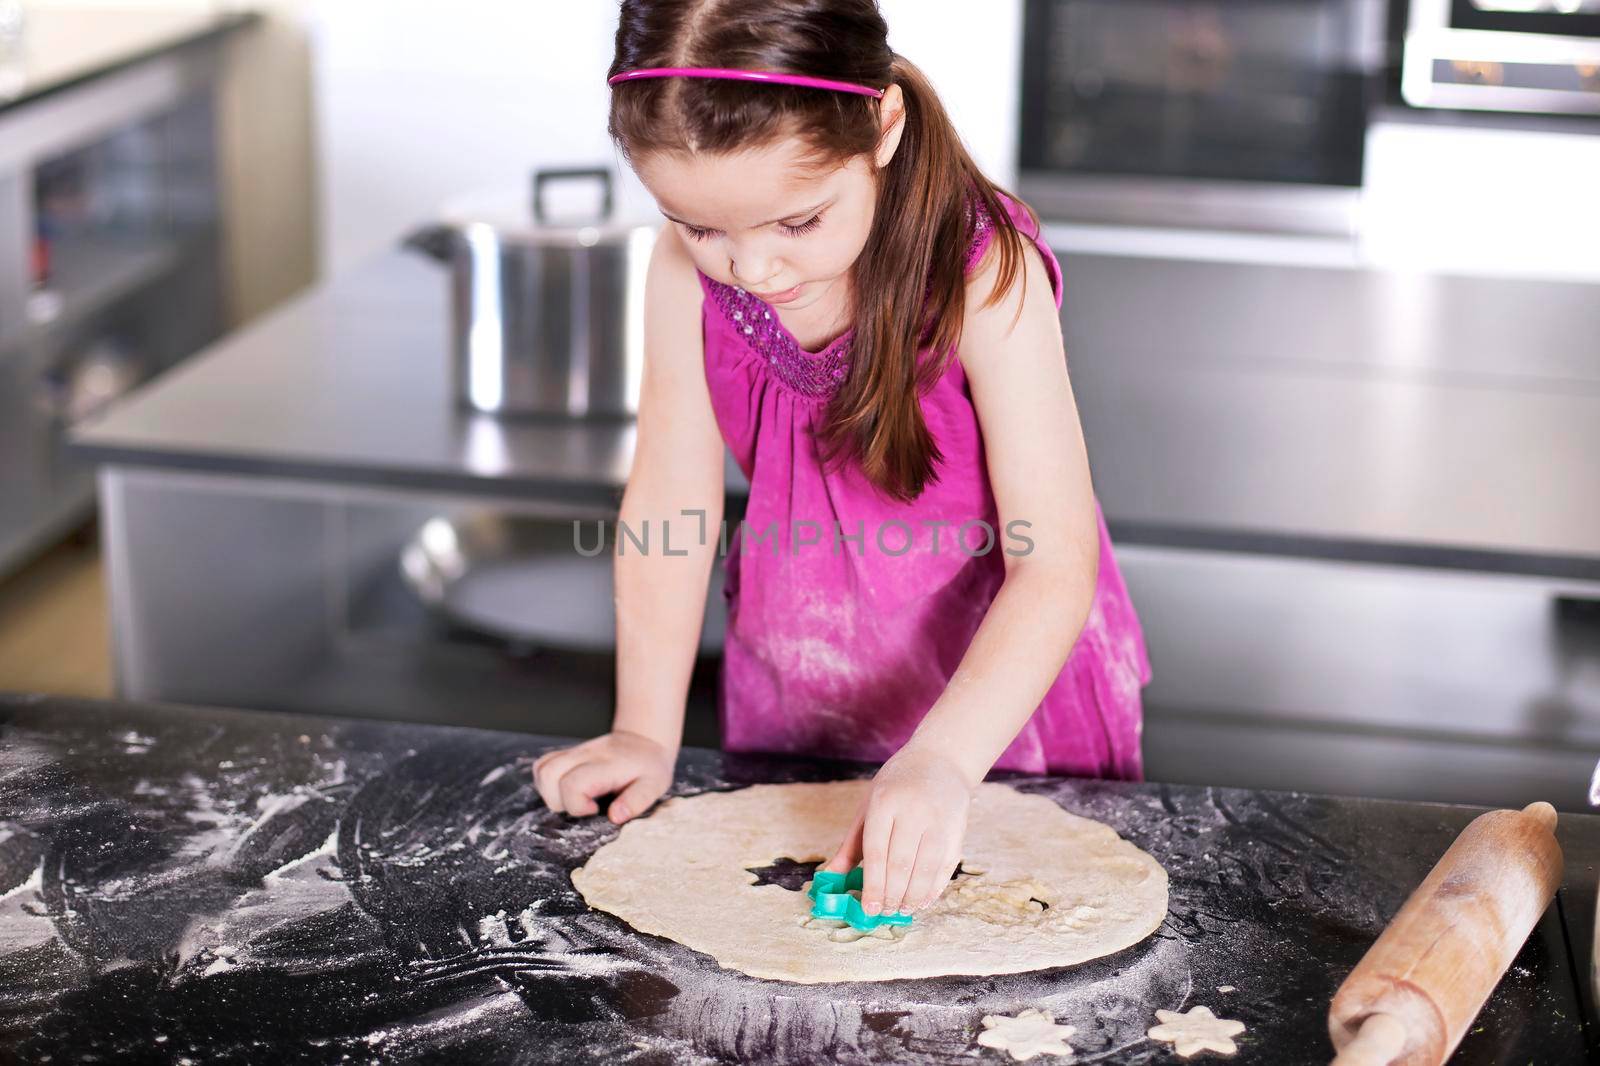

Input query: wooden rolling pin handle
[1330,1013,1408,1066]
[1328,801,1563,1066]
[1524,800,1556,834]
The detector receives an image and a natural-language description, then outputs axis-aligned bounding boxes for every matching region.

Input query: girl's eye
[780,213,824,236]
[679,213,824,242]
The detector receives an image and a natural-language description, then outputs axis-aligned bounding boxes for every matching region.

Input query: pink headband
[608,67,885,99]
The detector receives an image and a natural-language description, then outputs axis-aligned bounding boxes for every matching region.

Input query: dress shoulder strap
[962,196,998,277]
[964,191,1063,309]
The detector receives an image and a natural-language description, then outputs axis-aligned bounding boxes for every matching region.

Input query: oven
[1403,0,1600,113]
[1019,0,1389,235]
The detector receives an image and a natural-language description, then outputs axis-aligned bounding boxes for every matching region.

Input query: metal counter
[69,243,1600,811]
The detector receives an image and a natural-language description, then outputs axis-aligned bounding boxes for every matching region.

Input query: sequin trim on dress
[705,197,997,400]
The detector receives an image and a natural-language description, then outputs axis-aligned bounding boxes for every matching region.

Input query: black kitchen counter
[2,693,1595,1064]
[70,243,1600,579]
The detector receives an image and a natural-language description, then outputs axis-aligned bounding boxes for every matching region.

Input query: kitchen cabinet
[1050,248,1600,812]
[0,8,253,579]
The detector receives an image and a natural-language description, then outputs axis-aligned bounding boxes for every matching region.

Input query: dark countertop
[71,243,1600,579]
[1,693,1596,1064]
[0,8,257,112]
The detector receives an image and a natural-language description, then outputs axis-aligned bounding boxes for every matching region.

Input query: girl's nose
[729,246,778,290]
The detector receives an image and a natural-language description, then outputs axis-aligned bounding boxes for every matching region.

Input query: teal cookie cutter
[806,867,914,932]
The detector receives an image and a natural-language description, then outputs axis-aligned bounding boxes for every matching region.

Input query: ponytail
[816,54,1038,502]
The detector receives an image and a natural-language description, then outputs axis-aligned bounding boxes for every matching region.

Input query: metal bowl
[399,510,725,654]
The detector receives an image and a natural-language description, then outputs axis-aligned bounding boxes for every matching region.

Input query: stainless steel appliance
[1403,0,1600,114]
[0,31,230,580]
[405,167,657,419]
[1019,0,1389,235]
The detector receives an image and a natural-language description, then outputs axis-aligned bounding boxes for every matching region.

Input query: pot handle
[401,223,457,263]
[531,167,614,223]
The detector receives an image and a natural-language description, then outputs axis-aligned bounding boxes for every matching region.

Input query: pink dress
[697,191,1153,779]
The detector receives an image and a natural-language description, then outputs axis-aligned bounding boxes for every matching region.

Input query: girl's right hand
[531,729,676,825]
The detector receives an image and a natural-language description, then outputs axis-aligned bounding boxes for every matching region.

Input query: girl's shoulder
[962,191,1062,312]
[642,220,714,379]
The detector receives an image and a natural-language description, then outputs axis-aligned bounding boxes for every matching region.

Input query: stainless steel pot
[404,167,658,419]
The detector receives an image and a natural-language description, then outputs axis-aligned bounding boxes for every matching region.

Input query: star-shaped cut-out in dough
[1147,1005,1247,1058]
[976,1008,1077,1061]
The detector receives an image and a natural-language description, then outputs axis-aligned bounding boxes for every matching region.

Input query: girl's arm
[824,237,1100,915]
[533,224,726,824]
[908,236,1099,783]
[613,224,727,751]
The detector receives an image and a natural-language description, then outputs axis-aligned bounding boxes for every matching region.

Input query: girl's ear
[873,83,908,169]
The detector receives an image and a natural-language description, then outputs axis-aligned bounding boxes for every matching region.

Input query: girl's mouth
[754,283,803,304]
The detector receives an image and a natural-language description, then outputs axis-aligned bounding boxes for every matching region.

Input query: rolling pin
[1328,801,1563,1066]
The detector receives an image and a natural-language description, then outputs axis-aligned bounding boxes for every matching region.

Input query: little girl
[536,0,1152,921]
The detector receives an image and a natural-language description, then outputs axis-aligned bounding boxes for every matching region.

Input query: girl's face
[635,89,905,313]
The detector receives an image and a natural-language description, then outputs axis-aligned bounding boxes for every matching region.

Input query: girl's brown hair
[608,0,1038,503]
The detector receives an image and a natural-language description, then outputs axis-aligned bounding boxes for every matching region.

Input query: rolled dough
[569,779,1168,983]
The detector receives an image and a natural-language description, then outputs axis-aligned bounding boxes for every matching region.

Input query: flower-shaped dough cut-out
[976,1008,1077,1061]
[1147,1005,1247,1058]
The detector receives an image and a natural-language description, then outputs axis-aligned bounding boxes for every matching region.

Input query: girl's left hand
[820,743,975,917]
